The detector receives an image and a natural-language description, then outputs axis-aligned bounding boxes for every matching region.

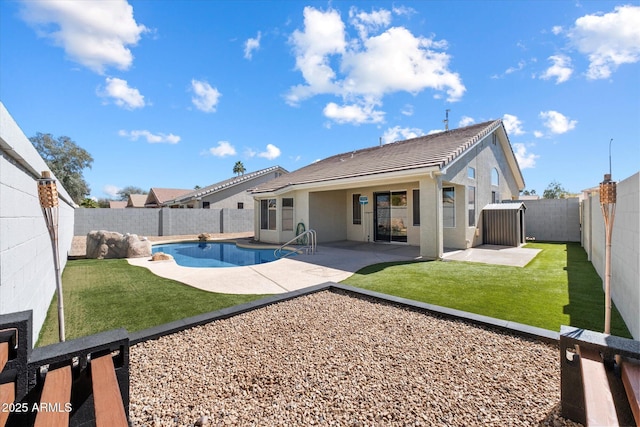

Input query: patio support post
[599,173,616,335]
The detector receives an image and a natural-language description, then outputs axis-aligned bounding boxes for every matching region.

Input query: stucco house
[250,119,525,259]
[161,166,288,209]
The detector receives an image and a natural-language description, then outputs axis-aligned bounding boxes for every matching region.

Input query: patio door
[374,191,408,243]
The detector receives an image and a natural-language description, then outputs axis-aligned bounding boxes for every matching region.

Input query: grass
[37,259,268,347]
[342,242,632,338]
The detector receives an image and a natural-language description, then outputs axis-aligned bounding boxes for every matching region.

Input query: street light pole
[37,171,65,342]
[599,173,616,335]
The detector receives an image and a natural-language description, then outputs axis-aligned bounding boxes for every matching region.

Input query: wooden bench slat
[622,358,640,427]
[91,354,127,427]
[0,382,15,427]
[34,365,72,427]
[0,342,8,372]
[578,346,620,426]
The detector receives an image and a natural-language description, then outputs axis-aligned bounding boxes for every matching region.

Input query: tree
[543,180,569,199]
[30,133,93,203]
[117,186,148,201]
[521,189,537,196]
[96,198,111,208]
[79,198,99,208]
[233,161,246,176]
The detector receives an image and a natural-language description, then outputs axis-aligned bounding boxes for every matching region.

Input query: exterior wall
[0,103,75,344]
[309,190,347,243]
[582,173,639,339]
[523,198,581,242]
[74,207,252,236]
[441,130,521,249]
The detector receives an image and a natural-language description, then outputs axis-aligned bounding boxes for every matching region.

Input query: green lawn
[342,242,632,338]
[37,259,268,347]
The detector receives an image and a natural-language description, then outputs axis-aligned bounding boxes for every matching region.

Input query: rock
[198,233,212,241]
[86,230,151,259]
[194,415,209,426]
[151,252,173,262]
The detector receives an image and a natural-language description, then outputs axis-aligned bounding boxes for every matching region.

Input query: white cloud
[258,144,281,160]
[191,79,221,113]
[119,129,180,144]
[381,126,424,144]
[502,114,525,136]
[287,6,465,123]
[551,26,563,35]
[539,110,577,134]
[513,143,539,169]
[209,141,236,157]
[323,101,385,125]
[458,116,475,127]
[540,55,573,84]
[103,185,121,198]
[20,0,147,74]
[533,130,544,138]
[568,5,640,79]
[98,77,145,109]
[505,60,526,75]
[244,31,261,59]
[401,104,414,116]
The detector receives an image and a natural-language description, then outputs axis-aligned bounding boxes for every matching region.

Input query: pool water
[152,242,293,268]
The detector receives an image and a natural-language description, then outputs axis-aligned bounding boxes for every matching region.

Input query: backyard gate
[482,202,526,247]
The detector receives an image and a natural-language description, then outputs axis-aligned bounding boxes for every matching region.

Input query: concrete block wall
[0,102,76,344]
[74,207,253,236]
[582,172,639,339]
[522,198,581,242]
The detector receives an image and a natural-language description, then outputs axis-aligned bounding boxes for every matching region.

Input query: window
[260,199,276,230]
[352,194,362,225]
[468,186,476,227]
[412,189,420,226]
[468,166,475,179]
[443,187,455,228]
[492,191,498,204]
[202,201,210,209]
[237,202,244,209]
[282,198,294,231]
[491,168,499,186]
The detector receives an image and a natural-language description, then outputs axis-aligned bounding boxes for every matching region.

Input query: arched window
[491,168,499,186]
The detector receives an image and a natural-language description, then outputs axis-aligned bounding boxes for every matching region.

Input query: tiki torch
[600,173,616,335]
[37,171,65,342]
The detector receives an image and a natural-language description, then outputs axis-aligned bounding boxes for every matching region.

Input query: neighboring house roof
[252,120,524,194]
[145,188,192,207]
[109,201,127,209]
[127,194,148,207]
[164,166,288,205]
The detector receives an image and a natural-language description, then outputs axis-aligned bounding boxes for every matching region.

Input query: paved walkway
[127,241,422,294]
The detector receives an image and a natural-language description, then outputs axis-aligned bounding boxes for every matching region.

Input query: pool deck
[127,240,423,294]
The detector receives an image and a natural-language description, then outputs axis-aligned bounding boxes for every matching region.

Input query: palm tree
[233,161,246,176]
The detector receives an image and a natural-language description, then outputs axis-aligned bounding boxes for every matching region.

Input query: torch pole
[599,174,616,335]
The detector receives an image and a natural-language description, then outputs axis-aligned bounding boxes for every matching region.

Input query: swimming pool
[152,242,294,268]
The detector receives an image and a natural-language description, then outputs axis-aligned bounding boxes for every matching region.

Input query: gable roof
[145,188,192,207]
[127,194,148,207]
[163,166,288,205]
[109,200,127,209]
[252,120,524,194]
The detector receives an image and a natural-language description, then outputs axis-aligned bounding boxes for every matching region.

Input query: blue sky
[1,0,638,200]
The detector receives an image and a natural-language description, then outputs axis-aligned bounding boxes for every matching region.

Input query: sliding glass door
[374,191,407,243]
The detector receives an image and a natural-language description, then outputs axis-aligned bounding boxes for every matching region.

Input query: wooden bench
[561,326,640,427]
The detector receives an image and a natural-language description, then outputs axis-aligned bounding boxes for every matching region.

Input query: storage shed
[482,202,526,247]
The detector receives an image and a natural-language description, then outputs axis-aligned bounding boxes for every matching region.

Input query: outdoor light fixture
[37,171,65,342]
[600,172,616,335]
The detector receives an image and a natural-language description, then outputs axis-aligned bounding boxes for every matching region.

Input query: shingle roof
[252,120,505,194]
[166,166,288,205]
[109,201,127,209]
[127,194,148,207]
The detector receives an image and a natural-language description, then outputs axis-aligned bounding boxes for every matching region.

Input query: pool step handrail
[274,229,317,258]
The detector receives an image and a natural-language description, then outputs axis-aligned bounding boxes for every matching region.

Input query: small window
[468,167,475,179]
[491,168,499,186]
[282,198,294,231]
[352,194,362,225]
[237,202,244,209]
[492,191,498,204]
[412,189,420,226]
[468,186,476,227]
[202,201,210,209]
[443,187,455,228]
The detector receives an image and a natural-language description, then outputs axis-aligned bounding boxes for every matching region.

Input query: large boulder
[86,230,151,259]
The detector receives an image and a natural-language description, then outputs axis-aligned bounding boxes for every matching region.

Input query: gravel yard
[130,291,580,426]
